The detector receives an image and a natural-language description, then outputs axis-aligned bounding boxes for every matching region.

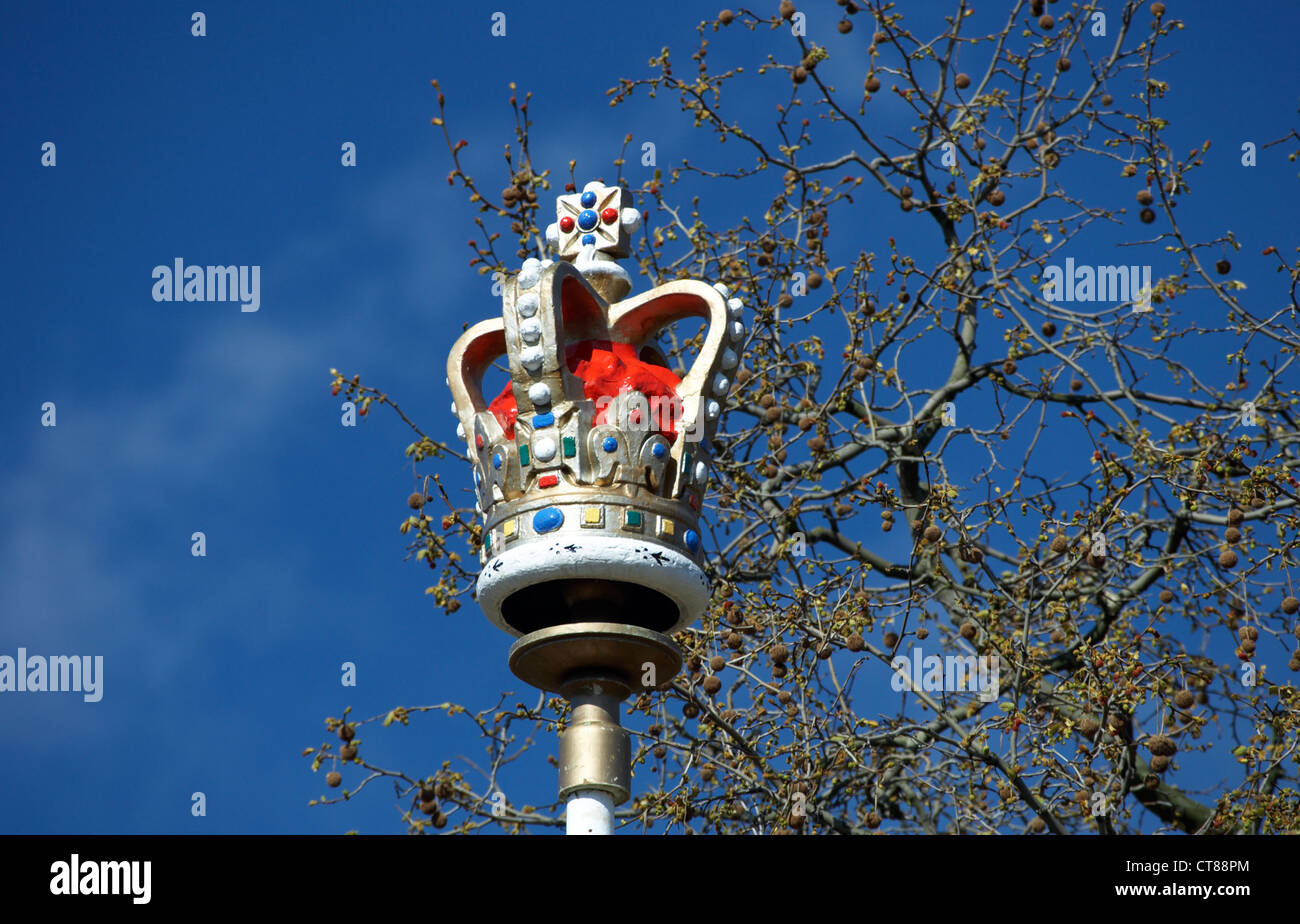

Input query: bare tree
[312,0,1300,834]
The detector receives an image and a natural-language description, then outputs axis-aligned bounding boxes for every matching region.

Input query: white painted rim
[477,535,709,636]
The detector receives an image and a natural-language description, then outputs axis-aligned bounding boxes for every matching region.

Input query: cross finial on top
[546,180,642,262]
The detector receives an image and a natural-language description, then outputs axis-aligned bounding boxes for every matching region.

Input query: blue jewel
[533,507,564,533]
[581,234,596,246]
[684,529,701,554]
[578,209,599,231]
[602,436,618,452]
[651,442,667,459]
[580,190,598,208]
[534,412,555,428]
[492,453,502,470]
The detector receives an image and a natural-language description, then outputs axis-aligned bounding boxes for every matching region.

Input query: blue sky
[1,1,1297,834]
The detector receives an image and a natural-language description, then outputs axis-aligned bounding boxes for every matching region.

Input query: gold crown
[446,181,746,641]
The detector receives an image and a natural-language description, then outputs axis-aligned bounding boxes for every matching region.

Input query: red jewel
[475,434,484,449]
[559,215,575,233]
[601,207,618,225]
[539,474,559,488]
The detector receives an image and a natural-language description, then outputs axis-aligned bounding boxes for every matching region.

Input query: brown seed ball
[1225,526,1241,544]
[1101,93,1114,106]
[1041,321,1057,337]
[987,189,1006,206]
[1038,14,1054,29]
[959,622,977,640]
[847,633,865,652]
[1215,259,1231,275]
[797,416,815,431]
[1136,188,1154,206]
[431,811,448,829]
[709,655,726,672]
[880,520,893,533]
[792,65,808,84]
[923,525,942,543]
[816,643,833,660]
[770,643,789,664]
[1077,716,1100,737]
[954,73,971,89]
[865,75,881,93]
[1218,548,1238,569]
[1029,817,1046,833]
[1057,57,1070,72]
[1281,596,1299,615]
[777,690,793,705]
[779,0,795,19]
[726,631,743,650]
[759,393,777,408]
[1172,689,1194,709]
[682,703,700,718]
[419,799,438,816]
[1002,359,1018,375]
[899,198,913,212]
[837,18,852,33]
[653,745,668,759]
[1051,535,1069,554]
[408,492,425,509]
[1139,207,1156,224]
[1148,735,1176,757]
[702,675,722,696]
[1240,638,1256,654]
[1227,508,1244,525]
[763,406,782,423]
[807,272,823,290]
[1143,774,1161,791]
[882,631,900,648]
[899,185,914,199]
[777,293,794,309]
[865,810,882,829]
[1156,589,1174,604]
[718,9,735,24]
[326,771,342,788]
[1151,2,1165,16]
[699,766,715,782]
[1069,379,1083,392]
[807,435,827,452]
[338,724,355,742]
[1241,626,1258,641]
[340,744,357,760]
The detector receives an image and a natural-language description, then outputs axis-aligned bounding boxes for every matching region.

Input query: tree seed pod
[702,675,722,695]
[882,631,900,648]
[1038,14,1054,29]
[1227,507,1245,525]
[954,73,971,89]
[792,65,808,84]
[718,9,735,24]
[959,622,976,640]
[847,633,865,651]
[1158,589,1174,604]
[1051,535,1069,554]
[1029,817,1046,833]
[1139,207,1156,223]
[1218,548,1238,569]
[865,810,882,829]
[1147,735,1177,757]
[1136,188,1154,206]
[1002,359,1018,375]
[770,643,789,664]
[326,771,342,788]
[1077,716,1100,737]
[1041,321,1057,337]
[340,744,357,760]
[1173,689,1195,709]
[1215,259,1231,275]
[923,524,942,543]
[408,492,426,509]
[780,0,796,20]
[1281,596,1299,615]
[987,189,1006,206]
[709,655,726,672]
[865,75,881,93]
[338,724,355,742]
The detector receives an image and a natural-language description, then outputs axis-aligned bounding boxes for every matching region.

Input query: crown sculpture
[446,181,745,822]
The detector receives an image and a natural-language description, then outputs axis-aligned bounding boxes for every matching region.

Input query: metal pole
[559,683,630,836]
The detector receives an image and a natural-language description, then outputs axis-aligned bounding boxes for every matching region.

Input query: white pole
[566,790,614,835]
